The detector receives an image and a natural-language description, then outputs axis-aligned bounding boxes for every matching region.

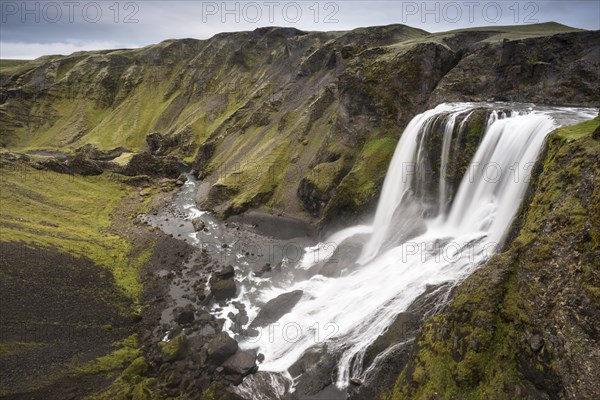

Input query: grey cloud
[0,1,598,59]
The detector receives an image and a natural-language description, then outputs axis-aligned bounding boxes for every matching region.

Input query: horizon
[1,1,599,60]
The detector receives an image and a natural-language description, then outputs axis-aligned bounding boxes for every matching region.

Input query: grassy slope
[0,161,148,298]
[3,23,589,223]
[386,116,600,399]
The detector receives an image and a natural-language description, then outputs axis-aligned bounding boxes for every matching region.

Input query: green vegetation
[0,162,148,298]
[77,335,158,400]
[76,334,141,375]
[327,136,397,216]
[158,335,188,362]
[0,341,45,356]
[0,59,32,70]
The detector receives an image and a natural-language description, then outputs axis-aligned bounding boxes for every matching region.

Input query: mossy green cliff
[2,23,598,227]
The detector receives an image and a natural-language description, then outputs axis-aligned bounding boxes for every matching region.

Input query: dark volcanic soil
[0,242,133,399]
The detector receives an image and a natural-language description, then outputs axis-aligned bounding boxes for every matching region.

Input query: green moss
[0,164,150,298]
[158,335,188,362]
[203,382,243,400]
[306,159,345,193]
[121,356,149,383]
[328,136,397,216]
[76,334,141,374]
[0,341,45,356]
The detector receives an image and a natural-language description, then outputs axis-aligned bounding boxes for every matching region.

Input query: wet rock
[177,173,188,183]
[192,217,206,231]
[207,332,238,364]
[261,263,272,273]
[40,156,103,176]
[173,304,195,325]
[529,334,544,353]
[362,312,420,368]
[222,349,258,376]
[224,374,244,386]
[289,345,338,396]
[250,290,303,328]
[350,378,362,386]
[216,265,235,279]
[159,335,188,362]
[209,277,236,301]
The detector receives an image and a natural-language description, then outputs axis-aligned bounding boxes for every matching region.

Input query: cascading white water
[234,103,597,394]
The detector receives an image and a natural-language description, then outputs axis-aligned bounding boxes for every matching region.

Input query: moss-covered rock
[121,356,149,383]
[158,335,188,362]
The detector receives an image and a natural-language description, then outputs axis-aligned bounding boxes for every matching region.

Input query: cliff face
[1,23,599,226]
[385,116,600,400]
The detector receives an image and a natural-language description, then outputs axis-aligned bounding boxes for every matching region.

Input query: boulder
[121,152,180,178]
[173,304,195,325]
[66,155,104,175]
[121,356,149,382]
[158,335,188,362]
[216,265,235,279]
[207,332,238,364]
[209,277,237,301]
[223,349,258,376]
[529,334,544,353]
[123,175,151,186]
[192,217,206,231]
[250,290,303,328]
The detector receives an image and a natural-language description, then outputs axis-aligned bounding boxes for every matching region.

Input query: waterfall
[235,103,597,393]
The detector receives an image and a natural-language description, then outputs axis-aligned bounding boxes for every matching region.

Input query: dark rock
[207,332,238,364]
[592,124,600,140]
[260,263,272,274]
[250,290,303,328]
[224,374,244,386]
[40,155,103,176]
[191,141,216,178]
[67,155,104,175]
[173,304,195,325]
[350,378,362,386]
[362,312,420,369]
[122,175,151,186]
[216,265,235,279]
[121,152,180,178]
[209,276,237,301]
[146,131,190,156]
[222,349,258,376]
[529,334,544,353]
[192,217,206,231]
[288,345,338,396]
[76,144,129,161]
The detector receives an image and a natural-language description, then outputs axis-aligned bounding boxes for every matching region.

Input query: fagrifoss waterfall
[229,103,597,397]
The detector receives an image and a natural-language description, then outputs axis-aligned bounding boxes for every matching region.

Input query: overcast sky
[1,1,598,59]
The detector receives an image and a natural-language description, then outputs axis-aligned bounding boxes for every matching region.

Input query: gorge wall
[1,22,599,229]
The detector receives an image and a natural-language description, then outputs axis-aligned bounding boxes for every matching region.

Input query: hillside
[1,23,598,227]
